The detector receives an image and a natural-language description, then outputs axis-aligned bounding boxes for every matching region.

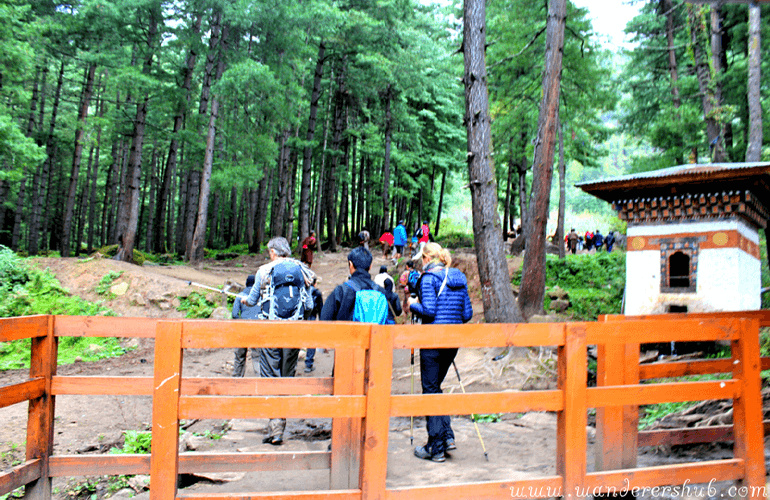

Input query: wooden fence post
[557,324,586,500]
[360,325,392,500]
[731,318,766,499]
[330,347,366,489]
[23,316,56,500]
[149,321,183,500]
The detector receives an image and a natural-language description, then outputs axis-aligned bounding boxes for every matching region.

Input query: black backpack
[258,260,308,320]
[414,227,423,239]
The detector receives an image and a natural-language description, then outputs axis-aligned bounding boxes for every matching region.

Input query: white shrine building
[577,163,769,315]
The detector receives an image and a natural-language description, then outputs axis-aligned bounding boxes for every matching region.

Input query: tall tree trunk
[256,165,273,251]
[519,0,565,319]
[61,63,97,257]
[661,0,684,164]
[556,118,566,259]
[746,1,762,162]
[118,5,160,262]
[73,147,94,255]
[710,5,728,161]
[29,60,63,255]
[503,137,515,240]
[144,141,158,252]
[189,15,226,263]
[271,130,292,238]
[175,167,189,253]
[350,136,358,237]
[687,5,726,163]
[102,136,120,247]
[325,61,346,252]
[156,12,202,253]
[87,80,105,253]
[462,0,522,324]
[435,169,446,238]
[381,85,394,234]
[299,41,325,244]
[11,178,26,251]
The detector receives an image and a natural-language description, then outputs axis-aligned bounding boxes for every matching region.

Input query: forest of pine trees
[0,0,766,269]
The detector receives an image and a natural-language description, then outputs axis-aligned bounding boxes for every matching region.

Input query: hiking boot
[445,439,456,451]
[262,435,283,446]
[414,445,445,463]
[304,365,315,373]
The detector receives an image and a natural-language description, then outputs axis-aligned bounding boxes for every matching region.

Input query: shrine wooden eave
[576,162,770,204]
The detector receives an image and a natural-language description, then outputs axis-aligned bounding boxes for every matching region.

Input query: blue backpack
[345,280,391,324]
[258,260,309,320]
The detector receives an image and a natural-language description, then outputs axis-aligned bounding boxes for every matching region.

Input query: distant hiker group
[565,228,618,254]
[227,231,473,465]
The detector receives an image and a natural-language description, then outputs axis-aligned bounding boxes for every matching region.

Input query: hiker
[605,231,616,252]
[358,227,371,250]
[412,221,430,260]
[231,275,260,377]
[373,265,394,293]
[243,236,315,445]
[303,277,324,373]
[398,260,421,318]
[379,231,394,260]
[593,229,604,252]
[584,230,594,252]
[393,220,407,260]
[320,247,401,323]
[567,229,579,254]
[407,242,473,463]
[300,230,318,268]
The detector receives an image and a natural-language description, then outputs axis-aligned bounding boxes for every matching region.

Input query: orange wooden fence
[0,314,766,500]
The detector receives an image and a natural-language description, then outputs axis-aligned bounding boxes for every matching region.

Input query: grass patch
[0,245,131,371]
[639,401,696,429]
[177,292,218,319]
[512,251,626,320]
[95,270,124,297]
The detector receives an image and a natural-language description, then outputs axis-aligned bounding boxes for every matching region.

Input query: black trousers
[420,348,457,455]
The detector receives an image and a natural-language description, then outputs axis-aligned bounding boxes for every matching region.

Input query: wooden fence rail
[0,313,766,500]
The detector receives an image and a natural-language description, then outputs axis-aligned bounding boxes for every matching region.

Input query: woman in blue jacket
[407,242,473,462]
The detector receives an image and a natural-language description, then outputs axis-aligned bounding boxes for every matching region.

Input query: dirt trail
[1,249,765,498]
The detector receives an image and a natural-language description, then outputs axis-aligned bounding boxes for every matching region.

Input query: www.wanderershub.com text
[510,479,767,498]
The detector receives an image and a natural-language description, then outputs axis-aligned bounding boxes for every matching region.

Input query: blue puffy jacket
[410,264,473,325]
[393,224,407,246]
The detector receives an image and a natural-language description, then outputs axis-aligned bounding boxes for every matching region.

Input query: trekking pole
[186,280,240,298]
[410,348,415,446]
[452,360,489,461]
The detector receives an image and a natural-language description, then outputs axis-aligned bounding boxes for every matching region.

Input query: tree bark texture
[381,85,393,235]
[556,118,565,259]
[519,0,565,319]
[746,1,762,162]
[462,0,522,324]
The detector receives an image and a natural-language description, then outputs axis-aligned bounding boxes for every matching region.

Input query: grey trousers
[260,348,299,439]
[232,347,260,377]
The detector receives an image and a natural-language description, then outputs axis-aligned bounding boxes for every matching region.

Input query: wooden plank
[386,475,563,500]
[622,343,640,469]
[0,459,42,497]
[583,459,744,492]
[638,420,770,447]
[178,395,366,420]
[731,318,766,498]
[24,316,55,500]
[594,343,625,471]
[763,357,770,371]
[177,491,360,500]
[391,322,565,349]
[606,310,770,327]
[49,452,331,476]
[150,321,183,500]
[360,325,393,500]
[586,380,739,408]
[557,324,585,500]
[53,316,158,338]
[0,379,45,409]
[639,359,733,380]
[331,348,365,490]
[389,390,563,417]
[50,376,334,396]
[585,318,739,344]
[0,315,48,341]
[181,320,369,349]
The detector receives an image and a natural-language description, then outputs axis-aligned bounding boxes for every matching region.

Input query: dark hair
[379,265,388,274]
[405,260,414,269]
[348,247,373,272]
[246,275,255,288]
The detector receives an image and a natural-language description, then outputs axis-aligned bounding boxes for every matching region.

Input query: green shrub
[439,231,475,249]
[177,292,217,318]
[95,245,147,265]
[110,430,152,454]
[512,252,626,320]
[95,271,124,296]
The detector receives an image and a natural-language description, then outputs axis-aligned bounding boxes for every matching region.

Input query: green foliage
[639,401,696,429]
[95,271,125,296]
[473,413,502,423]
[512,252,626,320]
[177,292,217,319]
[439,231,475,249]
[95,246,147,266]
[110,430,152,454]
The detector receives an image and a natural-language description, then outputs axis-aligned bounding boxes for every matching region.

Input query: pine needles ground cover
[0,245,127,371]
